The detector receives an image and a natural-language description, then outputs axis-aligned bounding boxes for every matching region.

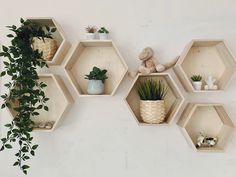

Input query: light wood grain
[178,103,235,152]
[125,73,184,125]
[174,39,236,92]
[27,17,70,65]
[7,74,73,132]
[64,40,128,96]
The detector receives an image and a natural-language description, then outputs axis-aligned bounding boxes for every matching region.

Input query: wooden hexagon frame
[174,39,236,92]
[64,40,128,97]
[7,74,73,132]
[27,17,70,65]
[178,103,235,152]
[125,73,184,125]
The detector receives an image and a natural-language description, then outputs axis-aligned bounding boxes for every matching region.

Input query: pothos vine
[0,18,56,175]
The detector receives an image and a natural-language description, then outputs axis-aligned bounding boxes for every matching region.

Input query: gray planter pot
[87,80,104,95]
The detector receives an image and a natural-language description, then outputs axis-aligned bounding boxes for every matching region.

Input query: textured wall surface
[1,0,236,177]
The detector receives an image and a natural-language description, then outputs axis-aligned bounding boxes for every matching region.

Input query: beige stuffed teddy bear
[138,47,178,74]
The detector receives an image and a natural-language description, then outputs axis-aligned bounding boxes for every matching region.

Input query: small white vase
[87,80,104,95]
[86,33,96,40]
[192,81,202,91]
[99,33,108,40]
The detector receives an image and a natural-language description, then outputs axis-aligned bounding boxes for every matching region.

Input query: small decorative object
[195,133,218,148]
[84,66,108,95]
[33,121,54,129]
[137,79,168,124]
[191,74,202,90]
[0,18,52,174]
[85,25,97,40]
[204,76,218,90]
[32,37,58,61]
[98,27,109,40]
[138,47,178,74]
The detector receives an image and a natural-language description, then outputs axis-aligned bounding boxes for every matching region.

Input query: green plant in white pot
[85,66,108,95]
[191,74,202,91]
[137,79,168,124]
[98,27,109,40]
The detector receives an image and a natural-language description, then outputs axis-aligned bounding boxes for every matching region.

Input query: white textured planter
[140,100,166,124]
[86,33,96,40]
[192,81,202,91]
[87,80,104,95]
[99,33,109,40]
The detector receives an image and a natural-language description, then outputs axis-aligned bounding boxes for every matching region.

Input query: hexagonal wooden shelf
[7,74,73,132]
[27,17,70,65]
[178,103,235,152]
[174,39,236,92]
[125,73,184,125]
[64,40,128,96]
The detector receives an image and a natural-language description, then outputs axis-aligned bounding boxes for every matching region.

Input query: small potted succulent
[137,79,168,124]
[85,66,108,94]
[98,27,109,40]
[85,26,97,40]
[191,75,202,90]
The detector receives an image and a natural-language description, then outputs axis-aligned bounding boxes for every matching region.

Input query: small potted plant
[98,27,109,40]
[32,26,58,61]
[85,66,108,94]
[191,75,202,90]
[85,26,97,40]
[137,79,168,124]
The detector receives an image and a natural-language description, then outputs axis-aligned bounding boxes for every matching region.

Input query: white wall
[1,0,236,177]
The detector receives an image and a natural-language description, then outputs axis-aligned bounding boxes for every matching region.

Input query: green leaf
[0,71,6,77]
[1,104,6,109]
[30,150,35,156]
[3,61,9,66]
[13,162,19,166]
[7,34,14,38]
[2,46,8,52]
[22,165,30,169]
[51,28,57,32]
[32,145,38,150]
[44,106,49,111]
[20,18,24,23]
[5,144,12,149]
[5,124,11,127]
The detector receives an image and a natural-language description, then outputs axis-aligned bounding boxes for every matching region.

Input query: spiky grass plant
[136,79,168,100]
[85,26,97,33]
[191,75,202,82]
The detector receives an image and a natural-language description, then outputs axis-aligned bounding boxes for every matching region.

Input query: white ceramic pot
[86,33,96,40]
[87,80,104,95]
[99,33,108,40]
[192,81,202,90]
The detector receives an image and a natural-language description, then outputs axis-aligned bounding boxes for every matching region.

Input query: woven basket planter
[32,37,58,61]
[140,100,166,124]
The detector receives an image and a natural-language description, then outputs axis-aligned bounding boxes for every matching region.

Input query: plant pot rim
[140,100,164,102]
[192,81,202,83]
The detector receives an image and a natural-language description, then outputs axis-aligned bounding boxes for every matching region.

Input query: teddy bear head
[139,47,153,61]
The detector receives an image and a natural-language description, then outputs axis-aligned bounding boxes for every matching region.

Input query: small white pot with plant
[98,27,109,40]
[85,66,108,95]
[85,26,97,40]
[191,75,202,91]
[137,79,168,124]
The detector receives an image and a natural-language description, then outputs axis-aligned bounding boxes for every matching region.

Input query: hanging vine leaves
[0,18,56,175]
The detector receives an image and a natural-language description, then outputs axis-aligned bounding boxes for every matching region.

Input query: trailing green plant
[84,66,108,83]
[85,25,97,33]
[191,75,202,82]
[136,79,168,100]
[98,27,109,34]
[0,18,56,174]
